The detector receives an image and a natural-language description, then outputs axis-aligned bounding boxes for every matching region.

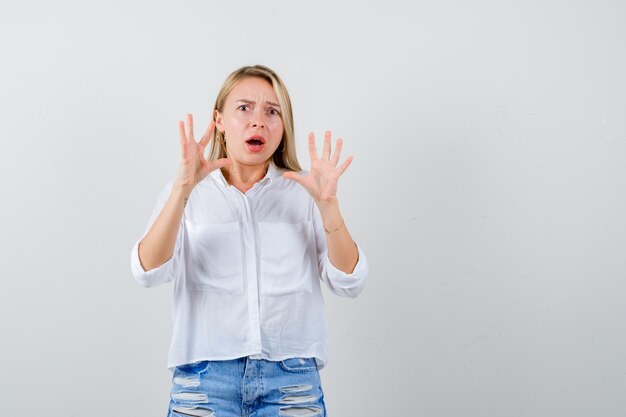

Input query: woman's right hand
[175,113,231,190]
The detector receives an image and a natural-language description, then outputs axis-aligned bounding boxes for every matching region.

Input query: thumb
[282,171,304,185]
[210,158,232,172]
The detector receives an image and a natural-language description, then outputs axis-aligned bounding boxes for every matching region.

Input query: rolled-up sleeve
[130,182,184,288]
[312,201,369,298]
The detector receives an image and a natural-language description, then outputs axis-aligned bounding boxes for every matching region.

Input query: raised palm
[283,131,353,204]
[176,114,231,188]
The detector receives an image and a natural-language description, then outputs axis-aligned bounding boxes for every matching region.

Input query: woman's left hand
[282,131,353,206]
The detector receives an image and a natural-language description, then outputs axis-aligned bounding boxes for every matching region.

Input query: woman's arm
[282,130,361,274]
[317,199,358,274]
[137,114,231,271]
[138,185,190,271]
[311,192,368,298]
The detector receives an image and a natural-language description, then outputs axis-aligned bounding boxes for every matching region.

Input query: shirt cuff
[324,243,368,290]
[130,239,175,288]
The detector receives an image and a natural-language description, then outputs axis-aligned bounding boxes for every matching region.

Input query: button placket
[237,189,263,354]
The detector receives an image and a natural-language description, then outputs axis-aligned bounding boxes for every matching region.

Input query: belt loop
[241,355,251,404]
[243,355,249,376]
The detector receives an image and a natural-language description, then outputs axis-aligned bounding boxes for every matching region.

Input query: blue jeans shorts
[167,356,327,417]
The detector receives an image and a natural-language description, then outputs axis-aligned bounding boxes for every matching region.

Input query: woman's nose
[250,109,265,128]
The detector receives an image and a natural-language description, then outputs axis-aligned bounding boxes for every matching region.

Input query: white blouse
[130,161,368,371]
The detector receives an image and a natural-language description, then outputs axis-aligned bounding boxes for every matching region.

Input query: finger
[308,132,319,161]
[178,120,187,145]
[331,138,343,166]
[282,171,305,185]
[186,114,195,143]
[209,157,232,171]
[338,156,353,175]
[322,130,332,160]
[199,120,215,148]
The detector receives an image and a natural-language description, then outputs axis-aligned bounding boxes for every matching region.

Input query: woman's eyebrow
[235,99,280,107]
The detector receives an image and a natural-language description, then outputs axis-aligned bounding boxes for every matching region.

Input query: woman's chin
[230,152,272,168]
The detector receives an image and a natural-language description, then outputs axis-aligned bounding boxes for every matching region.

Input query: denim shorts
[167,356,327,417]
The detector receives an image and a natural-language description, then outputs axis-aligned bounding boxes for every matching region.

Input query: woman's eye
[269,108,280,116]
[237,105,250,111]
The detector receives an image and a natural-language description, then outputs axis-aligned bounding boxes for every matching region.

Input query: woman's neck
[222,160,270,192]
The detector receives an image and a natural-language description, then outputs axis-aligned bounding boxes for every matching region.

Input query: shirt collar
[209,161,282,188]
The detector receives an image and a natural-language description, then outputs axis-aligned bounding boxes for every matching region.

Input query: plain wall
[1,0,625,415]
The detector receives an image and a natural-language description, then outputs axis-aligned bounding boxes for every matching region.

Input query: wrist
[317,200,342,230]
[324,217,345,234]
[171,182,193,200]
[315,196,339,213]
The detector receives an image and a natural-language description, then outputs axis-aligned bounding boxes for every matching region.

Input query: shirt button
[299,358,306,365]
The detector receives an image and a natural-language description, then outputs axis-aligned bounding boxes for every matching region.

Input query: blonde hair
[208,65,301,171]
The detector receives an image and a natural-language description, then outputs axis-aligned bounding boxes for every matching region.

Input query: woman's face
[215,76,284,167]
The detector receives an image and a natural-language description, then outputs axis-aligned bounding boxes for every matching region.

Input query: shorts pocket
[279,357,318,373]
[258,221,315,296]
[184,220,244,294]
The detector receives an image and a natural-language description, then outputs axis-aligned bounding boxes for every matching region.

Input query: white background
[1,0,625,416]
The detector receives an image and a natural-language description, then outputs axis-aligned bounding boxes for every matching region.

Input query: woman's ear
[214,109,224,132]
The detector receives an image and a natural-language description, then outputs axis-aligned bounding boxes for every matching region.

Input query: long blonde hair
[208,65,301,171]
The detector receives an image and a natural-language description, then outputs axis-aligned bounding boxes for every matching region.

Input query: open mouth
[245,135,266,152]
[246,135,266,144]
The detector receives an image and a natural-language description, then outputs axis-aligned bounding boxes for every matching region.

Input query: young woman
[130,65,368,417]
